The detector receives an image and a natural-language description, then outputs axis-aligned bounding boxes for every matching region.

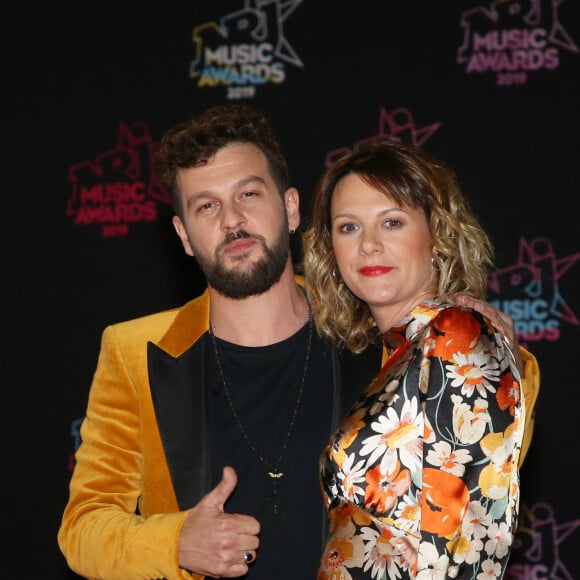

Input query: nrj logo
[66,122,171,238]
[457,0,579,86]
[189,0,304,100]
[488,237,580,346]
[507,502,580,580]
[325,107,442,168]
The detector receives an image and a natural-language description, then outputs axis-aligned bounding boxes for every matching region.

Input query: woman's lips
[359,265,393,277]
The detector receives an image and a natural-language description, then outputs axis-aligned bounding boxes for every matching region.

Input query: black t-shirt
[207,321,334,579]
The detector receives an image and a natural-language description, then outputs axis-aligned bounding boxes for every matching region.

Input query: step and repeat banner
[7,1,579,578]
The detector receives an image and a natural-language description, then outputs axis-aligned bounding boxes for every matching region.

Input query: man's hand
[178,466,260,578]
[454,294,524,375]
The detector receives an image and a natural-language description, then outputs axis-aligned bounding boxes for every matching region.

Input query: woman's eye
[338,223,357,233]
[384,218,402,228]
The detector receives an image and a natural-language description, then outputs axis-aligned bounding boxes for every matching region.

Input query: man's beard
[193,227,291,299]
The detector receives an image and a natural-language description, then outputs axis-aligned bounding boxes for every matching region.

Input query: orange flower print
[318,516,365,579]
[395,494,421,534]
[318,536,356,580]
[427,308,481,361]
[496,372,520,416]
[329,502,373,533]
[331,408,366,467]
[421,468,469,537]
[365,461,412,514]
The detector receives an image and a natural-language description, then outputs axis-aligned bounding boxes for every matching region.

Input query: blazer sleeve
[57,324,201,580]
[518,347,540,466]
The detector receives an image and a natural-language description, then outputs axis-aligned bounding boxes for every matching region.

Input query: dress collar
[382,298,449,353]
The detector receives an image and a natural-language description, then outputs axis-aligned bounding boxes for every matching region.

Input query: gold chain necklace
[209,307,313,516]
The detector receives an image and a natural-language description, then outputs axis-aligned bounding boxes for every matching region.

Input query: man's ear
[172,215,195,257]
[285,187,300,232]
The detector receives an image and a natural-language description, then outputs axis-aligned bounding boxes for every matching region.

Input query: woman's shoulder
[425,302,503,353]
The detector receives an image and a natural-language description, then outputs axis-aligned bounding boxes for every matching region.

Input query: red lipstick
[359,266,393,277]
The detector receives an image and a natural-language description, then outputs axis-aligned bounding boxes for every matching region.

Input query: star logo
[325,107,442,167]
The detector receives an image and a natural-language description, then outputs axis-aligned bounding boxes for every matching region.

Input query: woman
[304,139,525,579]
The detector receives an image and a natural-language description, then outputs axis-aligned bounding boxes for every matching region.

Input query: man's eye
[197,202,215,213]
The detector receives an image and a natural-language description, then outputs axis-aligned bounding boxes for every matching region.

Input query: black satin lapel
[148,337,210,510]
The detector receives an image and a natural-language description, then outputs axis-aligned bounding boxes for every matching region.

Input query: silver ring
[243,550,254,564]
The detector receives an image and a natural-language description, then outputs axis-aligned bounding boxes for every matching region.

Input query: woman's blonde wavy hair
[303,138,494,354]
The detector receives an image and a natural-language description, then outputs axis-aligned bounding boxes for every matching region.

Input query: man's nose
[221,203,246,232]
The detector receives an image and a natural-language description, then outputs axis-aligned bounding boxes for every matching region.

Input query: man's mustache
[217,230,260,255]
[227,230,250,242]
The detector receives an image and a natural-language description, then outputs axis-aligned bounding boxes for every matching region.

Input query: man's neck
[208,267,309,347]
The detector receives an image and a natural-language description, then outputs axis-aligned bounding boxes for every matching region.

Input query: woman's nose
[359,229,382,255]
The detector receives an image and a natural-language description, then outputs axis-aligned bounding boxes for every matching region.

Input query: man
[58,104,539,580]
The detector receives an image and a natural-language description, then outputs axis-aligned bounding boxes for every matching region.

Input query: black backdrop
[6,1,580,578]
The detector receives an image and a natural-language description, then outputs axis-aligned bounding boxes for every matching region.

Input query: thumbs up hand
[178,466,260,577]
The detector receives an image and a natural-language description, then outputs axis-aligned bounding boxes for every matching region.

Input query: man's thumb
[205,466,237,511]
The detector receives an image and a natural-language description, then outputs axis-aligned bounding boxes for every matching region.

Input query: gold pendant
[268,471,284,478]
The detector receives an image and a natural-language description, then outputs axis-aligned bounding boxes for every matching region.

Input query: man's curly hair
[154,104,290,217]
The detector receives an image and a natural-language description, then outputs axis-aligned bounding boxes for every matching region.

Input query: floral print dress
[318,300,525,580]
